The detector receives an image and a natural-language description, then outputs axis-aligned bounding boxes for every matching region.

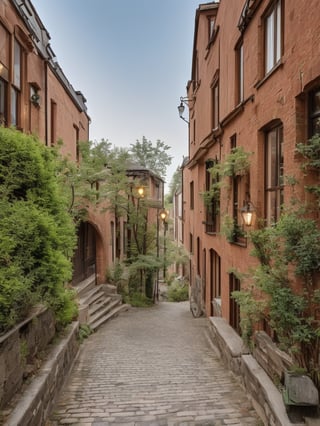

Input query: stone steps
[75,275,130,332]
[89,302,130,331]
[74,274,96,298]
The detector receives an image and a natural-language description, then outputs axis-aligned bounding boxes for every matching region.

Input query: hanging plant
[221,214,246,243]
[201,181,221,207]
[222,146,253,177]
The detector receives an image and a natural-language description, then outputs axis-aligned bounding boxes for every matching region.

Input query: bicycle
[189,275,204,318]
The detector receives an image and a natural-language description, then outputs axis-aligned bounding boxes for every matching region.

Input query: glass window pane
[312,90,320,114]
[0,78,6,124]
[312,117,320,135]
[11,87,18,126]
[0,24,10,69]
[266,12,274,73]
[276,1,281,62]
[14,40,21,89]
[239,44,244,102]
[266,129,277,188]
[266,190,277,225]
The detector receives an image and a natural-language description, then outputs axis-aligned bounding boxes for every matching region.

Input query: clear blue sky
[31,0,201,187]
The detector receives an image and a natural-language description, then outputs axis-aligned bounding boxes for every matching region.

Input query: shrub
[126,292,153,307]
[0,127,77,333]
[167,280,189,302]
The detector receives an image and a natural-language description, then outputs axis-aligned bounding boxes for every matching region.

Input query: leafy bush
[233,210,320,387]
[0,127,77,333]
[167,280,189,302]
[78,324,93,343]
[125,292,153,307]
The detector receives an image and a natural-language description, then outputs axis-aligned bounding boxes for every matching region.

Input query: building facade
[182,0,320,332]
[1,0,164,289]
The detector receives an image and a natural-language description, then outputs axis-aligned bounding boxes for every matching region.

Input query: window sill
[255,60,284,90]
[229,238,247,248]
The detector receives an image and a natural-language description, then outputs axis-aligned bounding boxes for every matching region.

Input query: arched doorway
[72,221,97,285]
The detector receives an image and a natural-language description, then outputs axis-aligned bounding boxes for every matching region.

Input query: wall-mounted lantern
[240,202,255,226]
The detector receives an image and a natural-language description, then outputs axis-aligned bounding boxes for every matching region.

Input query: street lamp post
[160,209,168,280]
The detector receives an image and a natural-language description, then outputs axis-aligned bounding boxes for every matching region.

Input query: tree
[130,136,172,179]
[166,167,182,204]
[70,140,162,302]
[0,127,77,332]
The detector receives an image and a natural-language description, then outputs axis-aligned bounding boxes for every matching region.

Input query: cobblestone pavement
[48,302,261,426]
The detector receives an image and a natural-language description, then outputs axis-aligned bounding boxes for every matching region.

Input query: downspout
[44,60,48,145]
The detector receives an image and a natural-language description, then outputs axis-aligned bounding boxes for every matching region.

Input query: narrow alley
[47,302,260,426]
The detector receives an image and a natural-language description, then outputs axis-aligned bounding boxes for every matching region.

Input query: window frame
[229,273,241,334]
[211,80,219,130]
[204,159,220,234]
[264,0,282,75]
[265,123,284,225]
[235,40,244,105]
[309,87,320,137]
[190,181,194,210]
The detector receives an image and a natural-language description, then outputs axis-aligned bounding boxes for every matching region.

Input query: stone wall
[0,306,56,409]
[0,305,80,426]
[4,321,79,426]
[208,317,296,426]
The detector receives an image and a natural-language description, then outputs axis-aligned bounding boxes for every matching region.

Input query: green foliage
[129,136,172,179]
[296,134,320,170]
[234,208,320,386]
[106,261,125,285]
[222,146,252,177]
[125,292,153,307]
[296,134,320,205]
[221,215,246,243]
[78,324,93,342]
[73,138,173,301]
[167,279,189,302]
[47,286,78,330]
[167,167,182,204]
[0,127,77,333]
[231,288,265,346]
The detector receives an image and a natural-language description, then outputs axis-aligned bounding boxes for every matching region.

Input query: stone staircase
[75,274,130,331]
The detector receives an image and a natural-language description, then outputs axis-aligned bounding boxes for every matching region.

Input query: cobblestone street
[48,302,261,426]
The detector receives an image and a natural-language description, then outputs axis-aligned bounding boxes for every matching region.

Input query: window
[230,135,247,245]
[11,40,22,127]
[265,124,284,225]
[74,124,80,162]
[236,41,244,104]
[210,249,221,299]
[309,88,320,136]
[196,237,200,275]
[205,160,219,233]
[0,79,6,125]
[51,100,57,145]
[190,181,194,210]
[212,81,219,129]
[229,273,241,334]
[0,24,9,126]
[208,16,215,41]
[189,233,193,254]
[265,0,282,74]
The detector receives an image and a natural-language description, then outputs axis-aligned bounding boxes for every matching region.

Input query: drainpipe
[44,60,48,145]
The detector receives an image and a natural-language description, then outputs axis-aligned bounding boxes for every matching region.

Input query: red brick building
[1,0,164,288]
[182,0,320,331]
